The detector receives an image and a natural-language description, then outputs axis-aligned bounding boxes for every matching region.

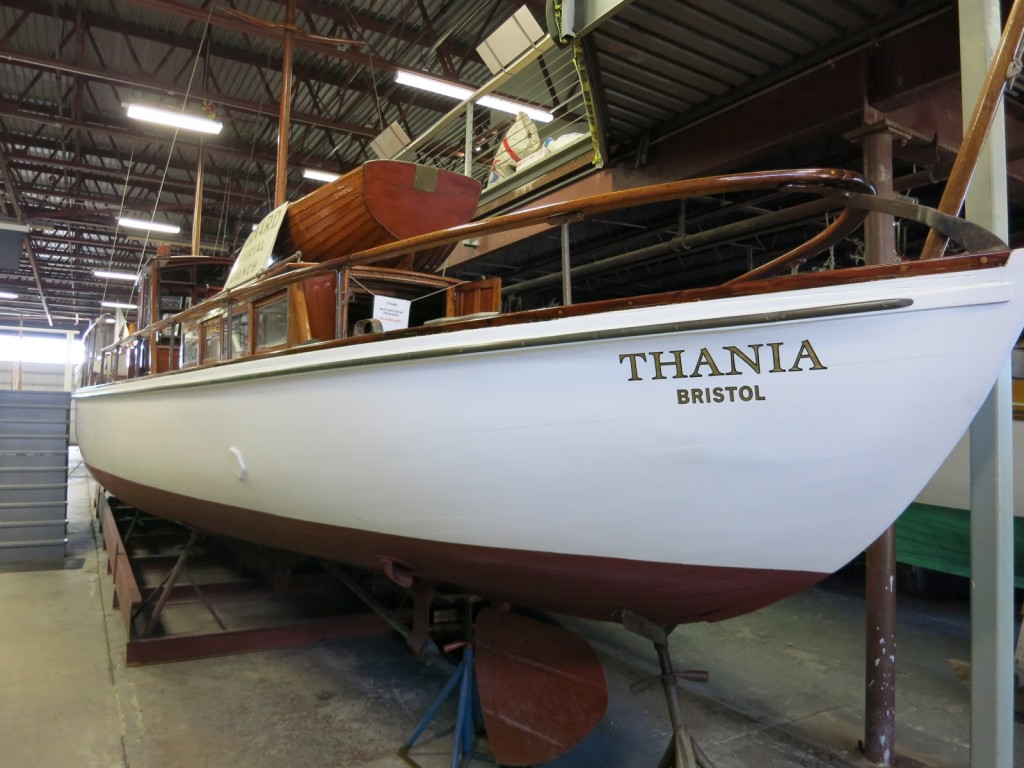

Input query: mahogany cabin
[82,256,502,386]
[138,255,235,375]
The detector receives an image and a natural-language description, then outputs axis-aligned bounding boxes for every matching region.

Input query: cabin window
[255,295,288,350]
[180,323,200,367]
[160,295,186,311]
[231,309,250,357]
[202,318,222,363]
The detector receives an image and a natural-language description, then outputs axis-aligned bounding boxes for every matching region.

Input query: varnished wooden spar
[284,161,482,269]
[919,0,1024,260]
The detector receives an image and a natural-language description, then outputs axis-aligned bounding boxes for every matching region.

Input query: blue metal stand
[399,646,480,768]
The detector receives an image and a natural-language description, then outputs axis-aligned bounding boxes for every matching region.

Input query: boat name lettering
[618,340,826,382]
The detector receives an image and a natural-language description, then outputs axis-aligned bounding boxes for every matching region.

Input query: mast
[192,137,204,254]
[275,0,296,207]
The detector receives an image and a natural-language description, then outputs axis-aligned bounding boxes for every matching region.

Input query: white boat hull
[75,251,1024,623]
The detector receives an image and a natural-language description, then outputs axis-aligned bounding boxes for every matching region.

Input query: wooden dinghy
[283,160,482,271]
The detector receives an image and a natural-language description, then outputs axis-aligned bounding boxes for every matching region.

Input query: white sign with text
[373,295,411,331]
[223,203,290,290]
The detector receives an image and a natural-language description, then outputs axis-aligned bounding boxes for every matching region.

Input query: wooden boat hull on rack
[74,252,1024,625]
[284,160,482,270]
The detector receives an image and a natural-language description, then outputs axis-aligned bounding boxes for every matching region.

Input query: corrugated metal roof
[593,0,951,144]
[0,0,978,326]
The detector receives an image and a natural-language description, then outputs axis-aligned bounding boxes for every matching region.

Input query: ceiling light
[0,220,29,234]
[477,95,552,123]
[302,168,340,183]
[118,217,181,235]
[395,70,552,123]
[101,301,138,310]
[126,103,223,135]
[395,70,473,101]
[94,270,138,282]
[0,291,17,300]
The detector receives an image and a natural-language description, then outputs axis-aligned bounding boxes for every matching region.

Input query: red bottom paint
[89,466,826,626]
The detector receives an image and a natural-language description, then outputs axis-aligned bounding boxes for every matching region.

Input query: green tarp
[895,503,1024,589]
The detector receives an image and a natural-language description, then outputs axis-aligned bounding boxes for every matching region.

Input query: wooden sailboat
[75,167,1024,627]
[73,5,1024,763]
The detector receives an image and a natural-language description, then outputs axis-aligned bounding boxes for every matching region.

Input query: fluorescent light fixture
[118,217,181,235]
[0,291,17,300]
[302,168,340,183]
[395,69,552,123]
[370,121,412,159]
[478,95,552,123]
[395,70,473,101]
[100,301,138,310]
[94,270,138,282]
[126,103,223,135]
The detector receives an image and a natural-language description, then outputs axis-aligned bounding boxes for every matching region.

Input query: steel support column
[860,124,898,766]
[864,527,896,765]
[959,0,1014,766]
[862,128,897,266]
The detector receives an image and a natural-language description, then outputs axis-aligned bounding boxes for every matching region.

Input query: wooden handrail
[726,206,862,285]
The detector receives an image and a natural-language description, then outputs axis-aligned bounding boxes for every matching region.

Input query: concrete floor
[1,448,1022,768]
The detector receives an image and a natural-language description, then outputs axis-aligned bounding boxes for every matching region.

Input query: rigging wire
[101,146,137,306]
[123,3,218,312]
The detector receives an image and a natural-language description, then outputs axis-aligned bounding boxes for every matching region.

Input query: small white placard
[224,203,290,290]
[373,295,411,331]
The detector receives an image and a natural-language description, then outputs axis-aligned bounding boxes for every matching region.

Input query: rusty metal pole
[274,0,296,208]
[864,527,897,764]
[862,124,897,766]
[862,128,896,267]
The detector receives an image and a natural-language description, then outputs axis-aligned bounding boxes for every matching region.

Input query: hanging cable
[124,4,218,312]
[101,147,138,306]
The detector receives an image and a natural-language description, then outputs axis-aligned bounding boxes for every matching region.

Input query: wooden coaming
[329,251,1013,344]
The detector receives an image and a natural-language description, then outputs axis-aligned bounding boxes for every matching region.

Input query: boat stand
[336,571,483,768]
[96,490,394,665]
[621,611,715,768]
[133,528,208,638]
[398,644,482,768]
